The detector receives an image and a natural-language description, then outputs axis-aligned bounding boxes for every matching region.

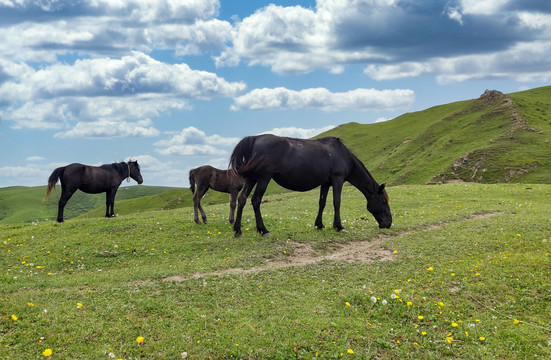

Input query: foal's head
[128,160,144,184]
[367,184,392,228]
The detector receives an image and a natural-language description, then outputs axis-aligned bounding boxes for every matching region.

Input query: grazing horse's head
[367,184,392,228]
[128,160,144,184]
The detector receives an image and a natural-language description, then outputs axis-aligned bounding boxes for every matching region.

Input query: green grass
[1,183,550,359]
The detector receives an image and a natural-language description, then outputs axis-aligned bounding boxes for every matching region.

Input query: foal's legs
[193,185,209,224]
[57,185,77,223]
[233,181,255,237]
[315,185,330,229]
[228,190,238,224]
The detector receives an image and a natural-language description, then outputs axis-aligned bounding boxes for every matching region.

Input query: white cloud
[0,52,245,132]
[2,52,245,101]
[154,127,240,156]
[216,0,551,83]
[26,156,45,161]
[364,40,551,84]
[54,119,160,139]
[456,0,510,16]
[231,87,415,111]
[261,125,336,139]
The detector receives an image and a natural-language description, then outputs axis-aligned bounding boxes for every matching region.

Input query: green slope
[319,86,551,185]
[0,185,176,224]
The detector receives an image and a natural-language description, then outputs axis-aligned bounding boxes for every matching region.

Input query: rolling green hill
[319,86,551,185]
[0,185,176,224]
[2,86,549,223]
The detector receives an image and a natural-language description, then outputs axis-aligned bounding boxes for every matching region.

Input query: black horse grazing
[189,165,245,224]
[229,134,392,237]
[44,161,143,222]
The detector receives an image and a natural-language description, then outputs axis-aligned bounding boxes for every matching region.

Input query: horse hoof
[234,231,242,237]
[315,225,325,230]
[338,228,348,233]
[262,232,272,237]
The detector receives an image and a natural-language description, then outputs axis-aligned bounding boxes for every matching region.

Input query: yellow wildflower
[347,349,354,354]
[43,349,52,357]
[136,336,144,344]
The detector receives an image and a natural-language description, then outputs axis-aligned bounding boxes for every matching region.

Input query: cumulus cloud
[154,127,240,156]
[54,119,160,139]
[0,0,227,61]
[0,52,245,131]
[261,126,336,139]
[365,40,551,83]
[231,87,415,111]
[216,0,551,82]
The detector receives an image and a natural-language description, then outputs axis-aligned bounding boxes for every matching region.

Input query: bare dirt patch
[163,212,502,281]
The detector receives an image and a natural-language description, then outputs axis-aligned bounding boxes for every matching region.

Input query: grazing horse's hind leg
[315,185,330,230]
[250,177,271,236]
[233,181,255,237]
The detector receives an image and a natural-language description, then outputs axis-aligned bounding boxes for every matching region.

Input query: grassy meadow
[1,183,550,359]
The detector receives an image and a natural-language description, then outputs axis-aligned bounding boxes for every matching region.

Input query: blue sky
[1,0,550,187]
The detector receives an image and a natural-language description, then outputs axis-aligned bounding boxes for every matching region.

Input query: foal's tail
[44,167,64,200]
[189,169,196,194]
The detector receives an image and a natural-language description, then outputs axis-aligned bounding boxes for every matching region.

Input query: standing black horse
[229,134,392,237]
[44,161,143,222]
[189,165,245,224]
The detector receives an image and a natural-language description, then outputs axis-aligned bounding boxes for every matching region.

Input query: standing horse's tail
[44,167,64,200]
[189,169,196,194]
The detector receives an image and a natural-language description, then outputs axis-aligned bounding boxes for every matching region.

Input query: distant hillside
[0,185,176,224]
[319,86,551,185]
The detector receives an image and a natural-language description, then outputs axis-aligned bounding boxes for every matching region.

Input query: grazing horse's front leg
[315,185,330,229]
[331,180,345,232]
[234,181,255,237]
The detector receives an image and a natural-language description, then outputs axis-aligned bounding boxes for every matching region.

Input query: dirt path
[163,212,502,281]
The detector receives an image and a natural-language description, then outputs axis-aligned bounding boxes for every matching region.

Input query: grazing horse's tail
[189,169,196,194]
[229,136,276,180]
[229,136,257,171]
[44,167,64,200]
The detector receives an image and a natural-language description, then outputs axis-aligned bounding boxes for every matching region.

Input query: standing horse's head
[128,160,144,184]
[367,184,392,228]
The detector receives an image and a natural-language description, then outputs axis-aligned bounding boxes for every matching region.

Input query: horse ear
[378,183,386,193]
